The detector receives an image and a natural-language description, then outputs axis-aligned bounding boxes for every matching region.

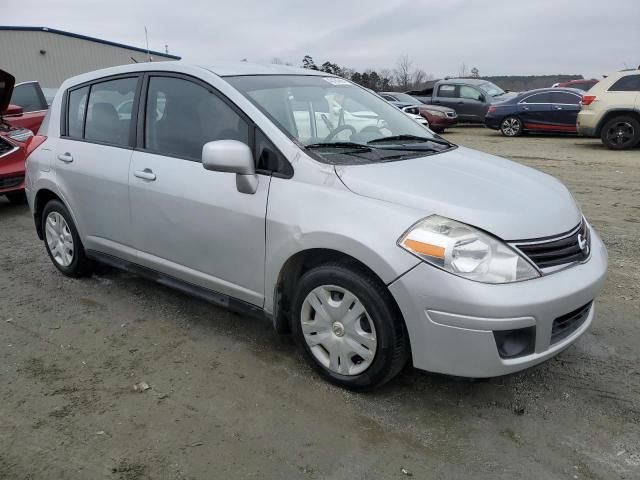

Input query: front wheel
[601,116,640,150]
[500,116,523,137]
[292,263,410,390]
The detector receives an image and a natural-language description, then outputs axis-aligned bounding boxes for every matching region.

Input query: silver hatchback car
[25,62,608,389]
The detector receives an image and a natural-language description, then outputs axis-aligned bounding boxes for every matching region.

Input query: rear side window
[11,83,47,112]
[144,76,249,161]
[84,77,137,146]
[67,86,89,138]
[609,75,640,92]
[549,92,581,104]
[437,85,457,98]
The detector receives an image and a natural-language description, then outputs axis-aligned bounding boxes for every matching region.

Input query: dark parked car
[407,78,516,123]
[378,92,458,133]
[485,88,583,137]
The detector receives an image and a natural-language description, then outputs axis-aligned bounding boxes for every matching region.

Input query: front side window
[437,85,458,98]
[84,77,137,146]
[521,92,553,104]
[459,85,482,101]
[479,82,505,97]
[11,83,47,112]
[145,76,249,161]
[609,75,640,92]
[67,86,88,138]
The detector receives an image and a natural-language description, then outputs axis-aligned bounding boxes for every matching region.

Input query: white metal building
[0,26,181,88]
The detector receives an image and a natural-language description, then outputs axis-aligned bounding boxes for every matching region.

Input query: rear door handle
[553,105,563,110]
[134,168,156,181]
[57,153,73,163]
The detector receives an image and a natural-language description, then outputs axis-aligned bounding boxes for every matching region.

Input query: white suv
[577,70,640,149]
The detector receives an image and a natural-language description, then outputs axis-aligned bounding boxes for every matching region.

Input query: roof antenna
[144,26,152,62]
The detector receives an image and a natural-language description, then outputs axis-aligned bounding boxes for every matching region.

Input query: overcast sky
[4,0,639,78]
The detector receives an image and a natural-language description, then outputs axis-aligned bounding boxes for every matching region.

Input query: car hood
[489,92,518,104]
[334,146,581,240]
[0,69,15,113]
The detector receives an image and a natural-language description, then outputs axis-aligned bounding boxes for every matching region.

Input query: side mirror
[2,104,23,116]
[202,140,258,194]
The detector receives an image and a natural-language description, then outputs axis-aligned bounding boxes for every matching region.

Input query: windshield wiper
[306,142,371,151]
[368,135,452,147]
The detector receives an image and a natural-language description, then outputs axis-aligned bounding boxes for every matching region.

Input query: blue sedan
[485,88,583,136]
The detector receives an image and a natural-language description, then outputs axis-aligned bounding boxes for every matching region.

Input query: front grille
[551,302,592,344]
[515,221,590,269]
[0,175,24,189]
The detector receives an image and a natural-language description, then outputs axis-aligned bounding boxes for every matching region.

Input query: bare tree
[458,62,469,78]
[394,55,414,90]
[271,57,284,65]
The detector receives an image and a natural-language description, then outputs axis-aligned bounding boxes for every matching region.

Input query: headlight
[427,110,445,117]
[398,215,540,283]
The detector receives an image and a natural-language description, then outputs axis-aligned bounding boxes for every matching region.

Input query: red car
[1,69,46,204]
[379,92,458,133]
[552,79,599,92]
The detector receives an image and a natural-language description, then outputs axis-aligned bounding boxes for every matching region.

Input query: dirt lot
[1,128,639,480]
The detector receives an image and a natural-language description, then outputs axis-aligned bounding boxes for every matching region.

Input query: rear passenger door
[433,84,459,112]
[55,75,139,261]
[128,73,270,306]
[517,92,552,130]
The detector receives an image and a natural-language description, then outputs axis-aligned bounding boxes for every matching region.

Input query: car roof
[520,87,583,96]
[440,78,489,85]
[59,61,333,89]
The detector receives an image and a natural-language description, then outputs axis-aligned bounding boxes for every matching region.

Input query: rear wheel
[600,116,640,150]
[42,200,93,277]
[292,262,409,390]
[6,191,27,205]
[500,116,523,137]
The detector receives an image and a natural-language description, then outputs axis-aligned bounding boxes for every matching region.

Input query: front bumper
[388,227,608,378]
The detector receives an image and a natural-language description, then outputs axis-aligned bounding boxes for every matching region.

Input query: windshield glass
[226,75,437,147]
[479,82,505,97]
[391,93,422,104]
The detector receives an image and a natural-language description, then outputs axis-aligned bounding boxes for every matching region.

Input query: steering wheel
[324,124,356,142]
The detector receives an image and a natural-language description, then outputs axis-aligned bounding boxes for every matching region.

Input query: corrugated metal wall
[0,30,177,87]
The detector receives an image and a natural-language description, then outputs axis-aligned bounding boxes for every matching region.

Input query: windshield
[226,75,438,148]
[479,82,505,97]
[391,93,423,104]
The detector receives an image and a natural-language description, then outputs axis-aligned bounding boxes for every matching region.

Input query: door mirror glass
[202,140,258,194]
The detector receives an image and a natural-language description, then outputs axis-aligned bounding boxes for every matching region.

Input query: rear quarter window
[609,75,640,92]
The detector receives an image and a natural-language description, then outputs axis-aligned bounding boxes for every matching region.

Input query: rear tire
[42,200,93,277]
[6,191,27,205]
[500,116,523,137]
[600,116,640,150]
[292,262,410,390]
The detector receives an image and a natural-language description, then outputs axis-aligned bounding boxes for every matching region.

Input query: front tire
[292,262,409,390]
[42,200,93,277]
[600,116,640,150]
[500,116,523,137]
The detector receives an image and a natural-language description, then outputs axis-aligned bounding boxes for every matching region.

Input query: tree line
[272,54,438,92]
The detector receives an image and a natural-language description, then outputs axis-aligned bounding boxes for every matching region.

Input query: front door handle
[134,168,156,181]
[553,105,563,110]
[57,153,73,163]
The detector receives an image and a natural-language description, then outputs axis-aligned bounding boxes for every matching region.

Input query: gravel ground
[1,128,638,480]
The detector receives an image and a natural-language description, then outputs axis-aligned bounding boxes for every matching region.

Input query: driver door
[129,74,270,306]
